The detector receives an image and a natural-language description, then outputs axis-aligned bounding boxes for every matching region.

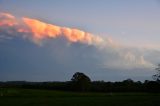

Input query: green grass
[0,88,159,106]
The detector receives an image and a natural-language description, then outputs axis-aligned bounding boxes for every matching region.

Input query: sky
[0,0,160,81]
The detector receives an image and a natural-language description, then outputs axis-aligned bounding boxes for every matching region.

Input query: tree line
[0,64,160,92]
[0,72,160,93]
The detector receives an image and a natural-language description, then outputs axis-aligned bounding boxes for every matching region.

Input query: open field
[0,88,159,106]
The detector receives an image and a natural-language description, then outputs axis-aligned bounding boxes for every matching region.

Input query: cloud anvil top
[0,12,104,46]
[0,11,159,81]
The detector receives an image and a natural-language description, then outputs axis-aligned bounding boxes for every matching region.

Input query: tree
[153,64,160,81]
[71,72,91,91]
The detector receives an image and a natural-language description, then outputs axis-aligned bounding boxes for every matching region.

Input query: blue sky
[0,0,160,81]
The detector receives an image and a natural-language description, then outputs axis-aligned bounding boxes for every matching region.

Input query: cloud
[0,12,17,26]
[0,35,12,41]
[0,12,155,72]
[22,17,107,47]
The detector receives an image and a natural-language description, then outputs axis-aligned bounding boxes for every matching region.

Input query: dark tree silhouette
[153,64,160,81]
[71,72,91,91]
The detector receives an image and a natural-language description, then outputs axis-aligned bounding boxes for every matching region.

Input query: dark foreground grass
[0,88,159,106]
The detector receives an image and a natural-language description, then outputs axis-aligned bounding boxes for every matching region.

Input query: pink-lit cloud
[0,12,155,70]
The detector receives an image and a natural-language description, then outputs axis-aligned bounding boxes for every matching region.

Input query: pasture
[0,88,159,106]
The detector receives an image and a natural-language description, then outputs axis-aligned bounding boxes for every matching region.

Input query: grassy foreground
[0,88,159,106]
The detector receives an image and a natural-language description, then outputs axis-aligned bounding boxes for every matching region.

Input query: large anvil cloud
[0,12,106,46]
[0,12,155,71]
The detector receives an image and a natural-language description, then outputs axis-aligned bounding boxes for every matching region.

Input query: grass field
[0,88,159,106]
